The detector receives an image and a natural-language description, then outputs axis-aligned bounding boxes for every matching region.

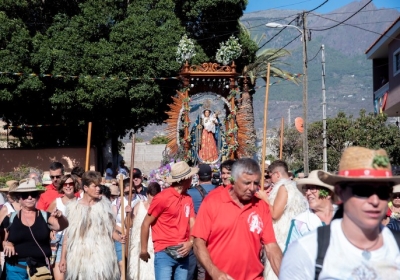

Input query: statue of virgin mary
[198,109,219,162]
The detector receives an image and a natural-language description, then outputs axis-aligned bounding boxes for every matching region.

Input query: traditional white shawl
[64,198,119,280]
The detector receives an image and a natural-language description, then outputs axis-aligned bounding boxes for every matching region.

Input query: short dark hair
[123,178,131,189]
[220,160,235,172]
[58,174,80,193]
[50,162,64,174]
[99,185,111,200]
[147,182,161,196]
[82,171,102,189]
[268,160,289,175]
[71,166,85,178]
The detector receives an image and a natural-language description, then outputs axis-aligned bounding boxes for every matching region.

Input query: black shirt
[4,211,51,261]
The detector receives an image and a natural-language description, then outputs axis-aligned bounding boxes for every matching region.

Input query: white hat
[297,170,334,192]
[0,180,19,192]
[42,171,52,185]
[11,178,45,193]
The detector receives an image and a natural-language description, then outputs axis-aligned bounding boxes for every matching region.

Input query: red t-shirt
[36,184,62,211]
[192,186,276,280]
[148,187,195,252]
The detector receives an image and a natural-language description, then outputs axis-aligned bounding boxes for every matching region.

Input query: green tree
[0,0,256,156]
[272,110,400,172]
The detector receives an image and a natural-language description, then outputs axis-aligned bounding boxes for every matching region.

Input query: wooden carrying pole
[84,122,92,171]
[260,63,271,191]
[279,117,284,159]
[125,135,136,257]
[119,176,126,280]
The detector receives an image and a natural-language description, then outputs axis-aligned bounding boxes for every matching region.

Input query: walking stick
[279,117,284,160]
[84,122,92,171]
[125,135,136,258]
[119,175,126,280]
[260,63,271,191]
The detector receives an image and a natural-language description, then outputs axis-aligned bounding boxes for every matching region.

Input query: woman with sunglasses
[385,184,400,230]
[2,178,68,280]
[284,170,337,250]
[112,178,146,277]
[47,174,79,280]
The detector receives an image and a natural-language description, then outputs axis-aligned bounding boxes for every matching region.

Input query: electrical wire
[307,47,322,63]
[310,0,372,31]
[310,12,400,42]
[306,0,329,13]
[257,17,298,51]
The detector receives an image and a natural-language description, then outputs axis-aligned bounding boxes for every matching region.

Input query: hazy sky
[245,0,400,13]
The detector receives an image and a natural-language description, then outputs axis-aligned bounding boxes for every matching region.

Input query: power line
[307,46,322,63]
[310,12,400,42]
[306,0,329,13]
[257,17,298,51]
[310,0,372,31]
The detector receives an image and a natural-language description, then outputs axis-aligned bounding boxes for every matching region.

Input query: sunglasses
[301,185,319,193]
[344,183,392,200]
[63,182,74,187]
[50,175,61,180]
[20,192,39,199]
[393,193,400,199]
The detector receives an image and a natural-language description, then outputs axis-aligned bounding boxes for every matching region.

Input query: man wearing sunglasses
[37,162,64,211]
[280,147,400,279]
[132,168,147,197]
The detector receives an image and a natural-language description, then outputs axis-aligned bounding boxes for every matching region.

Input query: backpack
[314,224,400,279]
[8,210,48,230]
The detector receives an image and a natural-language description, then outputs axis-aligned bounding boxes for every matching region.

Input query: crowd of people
[0,145,400,279]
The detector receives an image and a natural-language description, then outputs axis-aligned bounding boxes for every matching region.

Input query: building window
[394,48,400,76]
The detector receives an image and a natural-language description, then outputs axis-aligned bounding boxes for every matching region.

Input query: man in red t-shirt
[192,158,282,280]
[37,162,64,211]
[140,161,198,280]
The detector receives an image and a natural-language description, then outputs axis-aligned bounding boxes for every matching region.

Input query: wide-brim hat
[393,185,400,193]
[10,178,45,193]
[166,162,199,184]
[0,180,19,192]
[42,171,52,185]
[318,146,400,186]
[296,170,334,192]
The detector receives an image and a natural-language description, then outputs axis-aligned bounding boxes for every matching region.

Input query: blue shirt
[187,183,216,214]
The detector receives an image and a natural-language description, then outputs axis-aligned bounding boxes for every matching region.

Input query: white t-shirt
[112,195,146,227]
[280,219,400,279]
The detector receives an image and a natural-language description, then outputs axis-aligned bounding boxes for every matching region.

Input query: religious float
[165,35,256,165]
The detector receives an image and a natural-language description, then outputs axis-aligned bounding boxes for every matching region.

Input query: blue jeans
[115,240,122,262]
[154,251,188,280]
[6,261,29,280]
[187,250,196,280]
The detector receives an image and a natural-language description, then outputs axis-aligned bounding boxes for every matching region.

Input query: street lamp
[266,20,309,176]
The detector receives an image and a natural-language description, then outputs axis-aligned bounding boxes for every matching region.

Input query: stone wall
[121,143,166,176]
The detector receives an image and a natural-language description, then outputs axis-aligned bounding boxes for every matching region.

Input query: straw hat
[11,178,45,193]
[166,162,199,183]
[318,146,400,186]
[42,171,52,185]
[0,180,19,192]
[296,170,334,192]
[109,184,120,196]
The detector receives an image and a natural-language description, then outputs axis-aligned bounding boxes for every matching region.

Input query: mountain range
[133,0,400,142]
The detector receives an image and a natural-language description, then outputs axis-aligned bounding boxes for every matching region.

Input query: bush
[150,135,169,145]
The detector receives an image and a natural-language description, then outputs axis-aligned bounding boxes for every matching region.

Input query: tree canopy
[0,0,257,149]
[271,110,400,172]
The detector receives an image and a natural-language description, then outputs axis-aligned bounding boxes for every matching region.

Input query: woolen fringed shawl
[64,198,120,280]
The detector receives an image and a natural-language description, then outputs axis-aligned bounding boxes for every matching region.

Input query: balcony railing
[374,82,389,99]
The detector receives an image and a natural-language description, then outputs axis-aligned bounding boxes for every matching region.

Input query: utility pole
[321,45,327,172]
[288,108,291,126]
[301,12,309,176]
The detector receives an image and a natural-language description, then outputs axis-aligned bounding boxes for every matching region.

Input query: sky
[245,0,400,13]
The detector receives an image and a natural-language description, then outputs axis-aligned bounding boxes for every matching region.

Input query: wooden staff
[125,135,136,258]
[119,175,126,280]
[279,117,284,159]
[260,63,271,191]
[84,122,92,171]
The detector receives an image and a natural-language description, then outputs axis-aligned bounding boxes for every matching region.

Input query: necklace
[342,227,381,260]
